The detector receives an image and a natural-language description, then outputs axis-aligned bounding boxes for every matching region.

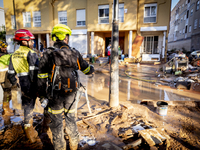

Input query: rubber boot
[2,102,13,116]
[2,102,14,125]
[24,119,38,143]
[68,136,79,150]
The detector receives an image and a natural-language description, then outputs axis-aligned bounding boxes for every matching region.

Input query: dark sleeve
[37,51,50,98]
[77,51,94,75]
[27,51,39,82]
[7,56,17,85]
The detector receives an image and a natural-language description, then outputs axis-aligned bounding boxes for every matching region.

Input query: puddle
[79,65,200,103]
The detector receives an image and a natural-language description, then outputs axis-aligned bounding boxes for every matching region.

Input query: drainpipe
[13,0,17,30]
[51,0,58,26]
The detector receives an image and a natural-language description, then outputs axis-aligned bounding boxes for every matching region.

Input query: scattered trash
[132,124,145,133]
[156,101,168,116]
[10,116,23,125]
[79,136,97,147]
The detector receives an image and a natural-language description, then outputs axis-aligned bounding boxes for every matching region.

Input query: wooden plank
[139,128,165,146]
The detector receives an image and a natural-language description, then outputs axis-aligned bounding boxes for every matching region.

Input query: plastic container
[156,101,168,116]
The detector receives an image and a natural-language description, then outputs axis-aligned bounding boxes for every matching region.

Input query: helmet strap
[27,41,29,48]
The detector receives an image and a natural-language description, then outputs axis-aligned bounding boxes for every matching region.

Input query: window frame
[190,9,193,16]
[58,11,67,25]
[33,11,41,27]
[197,1,200,11]
[189,25,191,32]
[143,3,157,23]
[76,9,86,27]
[22,12,31,28]
[98,5,109,24]
[194,19,198,29]
[118,3,124,23]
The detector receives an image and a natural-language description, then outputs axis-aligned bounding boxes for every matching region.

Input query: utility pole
[109,0,119,107]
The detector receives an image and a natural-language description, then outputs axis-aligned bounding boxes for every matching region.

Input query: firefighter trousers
[48,91,79,150]
[22,94,36,124]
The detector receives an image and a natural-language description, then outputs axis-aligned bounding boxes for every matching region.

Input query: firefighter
[7,29,40,143]
[0,42,13,124]
[0,40,8,56]
[37,24,94,150]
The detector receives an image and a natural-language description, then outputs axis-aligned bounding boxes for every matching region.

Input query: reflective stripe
[77,58,81,70]
[82,66,90,74]
[30,66,39,70]
[17,72,29,77]
[38,73,48,78]
[0,68,8,72]
[48,107,64,114]
[64,108,75,113]
[8,70,15,74]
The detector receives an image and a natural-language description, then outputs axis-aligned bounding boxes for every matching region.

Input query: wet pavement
[79,64,200,104]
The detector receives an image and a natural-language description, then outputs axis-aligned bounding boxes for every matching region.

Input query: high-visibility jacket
[37,41,94,98]
[7,46,39,95]
[0,54,11,69]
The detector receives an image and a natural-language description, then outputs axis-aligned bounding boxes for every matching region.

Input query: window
[185,0,187,5]
[98,5,109,24]
[199,19,200,27]
[58,11,67,25]
[181,17,183,22]
[119,3,124,22]
[179,30,182,34]
[179,6,181,11]
[23,12,31,27]
[194,19,198,29]
[197,1,200,11]
[190,9,193,16]
[144,3,157,23]
[76,9,85,26]
[33,11,41,27]
[11,15,16,29]
[189,25,191,32]
[187,10,189,18]
[143,36,159,54]
[185,26,188,33]
[184,14,186,20]
[182,4,184,8]
[183,28,185,34]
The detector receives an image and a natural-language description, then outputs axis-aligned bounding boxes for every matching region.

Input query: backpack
[49,46,80,96]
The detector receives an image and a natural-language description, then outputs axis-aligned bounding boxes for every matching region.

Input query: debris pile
[157,51,200,91]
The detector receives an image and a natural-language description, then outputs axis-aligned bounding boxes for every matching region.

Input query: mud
[1,63,200,149]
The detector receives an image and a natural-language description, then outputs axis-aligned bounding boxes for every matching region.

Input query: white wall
[6,35,20,53]
[0,8,5,28]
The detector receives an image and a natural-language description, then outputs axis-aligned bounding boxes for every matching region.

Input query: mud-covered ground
[1,101,200,150]
[1,63,200,149]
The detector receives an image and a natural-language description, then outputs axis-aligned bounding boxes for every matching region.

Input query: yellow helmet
[0,41,8,48]
[51,24,72,41]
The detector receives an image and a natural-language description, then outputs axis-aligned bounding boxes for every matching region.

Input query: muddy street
[1,64,200,150]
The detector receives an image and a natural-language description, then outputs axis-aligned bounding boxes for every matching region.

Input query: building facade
[4,0,171,61]
[168,0,200,51]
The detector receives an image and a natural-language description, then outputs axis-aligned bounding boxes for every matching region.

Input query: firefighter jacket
[7,46,39,95]
[37,41,94,98]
